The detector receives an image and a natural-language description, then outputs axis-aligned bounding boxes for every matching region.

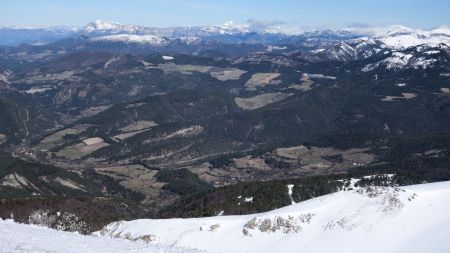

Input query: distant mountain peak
[85,20,123,32]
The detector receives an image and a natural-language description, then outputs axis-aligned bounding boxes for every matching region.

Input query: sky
[1,0,449,29]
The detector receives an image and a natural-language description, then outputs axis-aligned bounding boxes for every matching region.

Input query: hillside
[0,93,59,144]
[0,153,100,197]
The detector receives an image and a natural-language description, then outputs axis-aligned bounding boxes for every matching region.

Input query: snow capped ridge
[84,20,147,34]
[85,20,123,32]
[379,25,414,37]
[95,181,450,253]
[218,21,250,34]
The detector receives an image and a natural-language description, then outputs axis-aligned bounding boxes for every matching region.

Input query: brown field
[245,73,281,90]
[235,93,291,110]
[119,120,158,132]
[95,165,169,205]
[56,137,109,160]
[209,68,247,81]
[381,93,417,101]
[35,124,92,151]
[0,133,6,143]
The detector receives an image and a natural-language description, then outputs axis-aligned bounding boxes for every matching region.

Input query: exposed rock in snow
[363,52,413,71]
[409,57,437,69]
[362,46,444,72]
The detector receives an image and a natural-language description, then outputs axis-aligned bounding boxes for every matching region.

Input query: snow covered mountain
[373,25,450,50]
[304,25,450,62]
[362,44,450,71]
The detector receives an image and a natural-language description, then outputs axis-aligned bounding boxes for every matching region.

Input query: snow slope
[98,181,450,253]
[0,219,200,253]
[2,181,450,252]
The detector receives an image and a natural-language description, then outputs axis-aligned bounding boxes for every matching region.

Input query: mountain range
[2,20,450,48]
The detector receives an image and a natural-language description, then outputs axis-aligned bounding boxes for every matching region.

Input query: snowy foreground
[0,219,201,253]
[3,181,450,253]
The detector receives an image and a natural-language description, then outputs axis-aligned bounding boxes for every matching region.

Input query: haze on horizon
[1,0,449,29]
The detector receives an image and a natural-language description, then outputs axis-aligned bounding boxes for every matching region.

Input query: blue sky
[1,0,449,29]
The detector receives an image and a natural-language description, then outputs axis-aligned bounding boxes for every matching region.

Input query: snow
[96,181,450,253]
[0,220,199,253]
[104,55,121,69]
[287,184,295,204]
[410,57,437,69]
[423,50,440,55]
[363,52,414,71]
[84,20,147,35]
[311,48,326,53]
[244,197,254,203]
[22,87,53,94]
[91,34,168,45]
[177,36,201,44]
[0,74,10,84]
[305,73,337,80]
[271,46,287,50]
[162,55,174,60]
